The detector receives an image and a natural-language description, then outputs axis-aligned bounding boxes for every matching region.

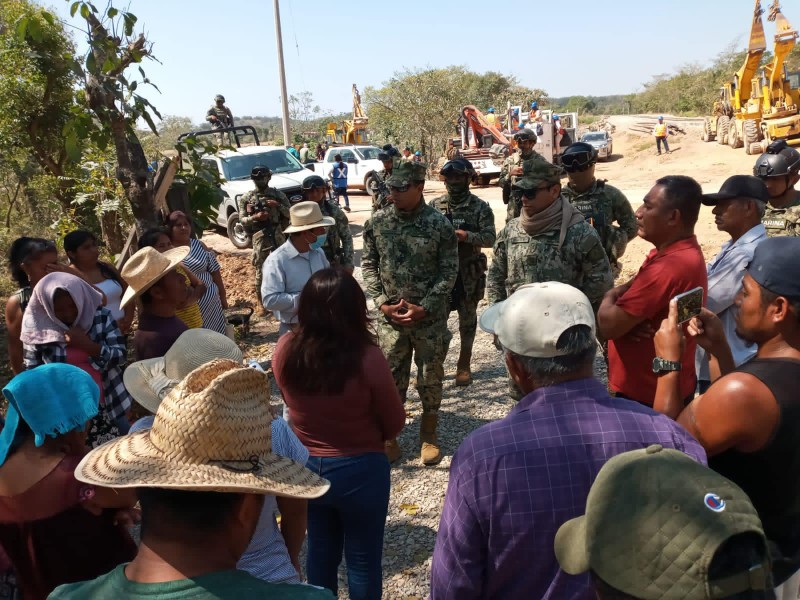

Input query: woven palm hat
[124,329,244,414]
[76,360,330,498]
[120,246,189,309]
[283,201,335,233]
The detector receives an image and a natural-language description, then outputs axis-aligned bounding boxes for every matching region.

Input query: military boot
[385,439,402,464]
[420,413,442,465]
[455,346,473,386]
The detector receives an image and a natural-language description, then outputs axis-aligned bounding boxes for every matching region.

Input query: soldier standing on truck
[497,129,550,223]
[561,142,637,275]
[753,140,800,237]
[430,158,495,387]
[206,94,234,145]
[301,175,354,271]
[238,166,291,310]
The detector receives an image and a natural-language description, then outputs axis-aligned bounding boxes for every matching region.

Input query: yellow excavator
[703,1,800,153]
[325,84,369,145]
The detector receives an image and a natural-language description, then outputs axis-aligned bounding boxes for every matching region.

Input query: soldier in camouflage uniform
[206,94,234,145]
[371,146,399,213]
[753,139,800,237]
[497,129,551,223]
[300,175,354,270]
[238,166,291,306]
[429,158,495,387]
[362,160,458,466]
[561,142,637,275]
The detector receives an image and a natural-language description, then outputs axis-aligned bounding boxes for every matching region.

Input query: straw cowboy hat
[120,246,189,309]
[76,360,330,498]
[124,329,244,414]
[283,201,335,234]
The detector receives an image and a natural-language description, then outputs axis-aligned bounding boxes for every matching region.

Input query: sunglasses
[561,153,594,171]
[511,185,552,200]
[389,183,412,193]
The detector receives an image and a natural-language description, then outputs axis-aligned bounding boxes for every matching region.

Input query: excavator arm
[460,105,510,149]
[733,0,768,110]
[762,1,799,113]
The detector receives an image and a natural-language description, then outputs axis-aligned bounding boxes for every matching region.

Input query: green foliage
[173,136,225,232]
[366,67,548,170]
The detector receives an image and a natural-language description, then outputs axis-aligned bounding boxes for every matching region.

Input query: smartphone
[673,287,704,324]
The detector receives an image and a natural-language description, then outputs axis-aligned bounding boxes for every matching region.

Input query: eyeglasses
[440,161,473,176]
[511,185,552,200]
[561,152,594,172]
[389,183,412,193]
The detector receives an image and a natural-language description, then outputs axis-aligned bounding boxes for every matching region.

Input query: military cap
[512,160,562,190]
[748,237,800,300]
[385,160,427,187]
[556,445,770,599]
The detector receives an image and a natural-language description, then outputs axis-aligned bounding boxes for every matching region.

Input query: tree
[564,96,597,114]
[288,91,321,124]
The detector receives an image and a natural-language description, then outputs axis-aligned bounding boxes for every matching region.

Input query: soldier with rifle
[206,94,234,145]
[238,166,291,311]
[497,129,550,223]
[430,158,496,386]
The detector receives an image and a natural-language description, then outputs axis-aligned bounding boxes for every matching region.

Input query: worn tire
[728,121,742,148]
[717,116,730,145]
[226,212,252,250]
[702,119,714,142]
[744,119,760,148]
[749,142,765,155]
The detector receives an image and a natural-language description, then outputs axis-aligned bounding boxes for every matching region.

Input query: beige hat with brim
[120,246,189,309]
[283,200,335,233]
[124,329,244,414]
[76,359,330,498]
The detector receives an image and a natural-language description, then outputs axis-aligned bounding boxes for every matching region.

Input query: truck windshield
[356,147,381,160]
[222,151,304,180]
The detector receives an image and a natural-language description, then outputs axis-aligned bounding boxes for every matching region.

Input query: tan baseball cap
[479,282,595,358]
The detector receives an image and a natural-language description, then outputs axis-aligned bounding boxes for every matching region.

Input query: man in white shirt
[696,175,768,391]
[261,201,334,335]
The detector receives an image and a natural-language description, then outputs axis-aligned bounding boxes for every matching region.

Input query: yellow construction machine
[325,84,369,145]
[703,1,800,153]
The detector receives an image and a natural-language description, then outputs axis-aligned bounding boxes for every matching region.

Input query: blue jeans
[334,186,349,207]
[305,452,390,600]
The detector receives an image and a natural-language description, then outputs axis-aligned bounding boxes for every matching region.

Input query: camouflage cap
[385,159,427,187]
[555,445,770,599]
[512,160,563,190]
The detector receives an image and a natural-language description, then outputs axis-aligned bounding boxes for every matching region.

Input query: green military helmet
[386,160,427,187]
[215,94,225,103]
[512,161,563,191]
[513,129,538,143]
[250,165,271,181]
[440,157,476,178]
[561,142,598,173]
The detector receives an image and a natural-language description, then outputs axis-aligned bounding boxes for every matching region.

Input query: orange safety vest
[655,123,667,137]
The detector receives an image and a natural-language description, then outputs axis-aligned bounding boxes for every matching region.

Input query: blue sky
[49,0,797,124]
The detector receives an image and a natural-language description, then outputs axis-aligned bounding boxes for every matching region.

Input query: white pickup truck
[310,145,384,195]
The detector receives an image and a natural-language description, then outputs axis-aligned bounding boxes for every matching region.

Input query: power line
[286,0,307,93]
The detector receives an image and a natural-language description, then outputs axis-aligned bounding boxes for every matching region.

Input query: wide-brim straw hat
[76,360,330,498]
[120,246,189,309]
[124,329,244,414]
[283,201,335,233]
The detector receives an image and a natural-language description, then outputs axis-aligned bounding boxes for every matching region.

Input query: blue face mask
[310,232,327,250]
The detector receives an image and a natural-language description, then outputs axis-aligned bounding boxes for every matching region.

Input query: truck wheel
[226,212,252,249]
[728,122,742,149]
[717,116,729,145]
[366,174,380,197]
[744,119,760,154]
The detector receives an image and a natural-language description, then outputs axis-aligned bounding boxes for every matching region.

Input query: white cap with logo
[479,282,595,358]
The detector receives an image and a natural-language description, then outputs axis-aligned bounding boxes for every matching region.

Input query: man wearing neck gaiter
[430,158,496,387]
[488,161,613,312]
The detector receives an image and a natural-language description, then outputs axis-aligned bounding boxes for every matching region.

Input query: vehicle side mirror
[305,164,315,171]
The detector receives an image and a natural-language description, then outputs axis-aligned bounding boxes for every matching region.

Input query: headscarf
[20,272,103,346]
[0,364,99,465]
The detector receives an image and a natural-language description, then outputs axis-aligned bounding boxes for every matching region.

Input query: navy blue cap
[748,237,800,300]
[702,175,769,206]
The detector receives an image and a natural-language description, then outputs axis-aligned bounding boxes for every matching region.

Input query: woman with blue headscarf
[0,364,137,600]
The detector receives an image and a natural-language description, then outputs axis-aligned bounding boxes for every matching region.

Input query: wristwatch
[652,357,682,374]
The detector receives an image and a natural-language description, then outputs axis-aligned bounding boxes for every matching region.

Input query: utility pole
[273,0,291,146]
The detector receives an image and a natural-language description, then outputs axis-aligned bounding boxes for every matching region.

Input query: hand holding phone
[673,287,704,324]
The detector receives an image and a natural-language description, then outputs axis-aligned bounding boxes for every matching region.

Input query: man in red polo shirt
[597,175,708,405]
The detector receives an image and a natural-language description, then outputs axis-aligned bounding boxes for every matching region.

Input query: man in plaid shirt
[24,305,131,429]
[430,283,705,600]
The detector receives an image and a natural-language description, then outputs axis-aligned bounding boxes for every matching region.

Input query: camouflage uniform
[372,168,392,213]
[563,179,637,274]
[762,193,800,237]
[238,187,291,296]
[206,102,233,145]
[319,199,354,268]
[497,149,550,223]
[362,164,458,416]
[429,190,495,378]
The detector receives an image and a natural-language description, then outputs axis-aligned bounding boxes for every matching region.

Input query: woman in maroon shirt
[273,267,405,600]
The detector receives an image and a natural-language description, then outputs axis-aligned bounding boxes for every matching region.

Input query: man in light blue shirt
[697,175,769,389]
[261,201,334,335]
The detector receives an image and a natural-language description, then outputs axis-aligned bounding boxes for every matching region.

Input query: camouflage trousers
[377,318,452,414]
[456,297,479,353]
[506,197,521,223]
[251,229,273,299]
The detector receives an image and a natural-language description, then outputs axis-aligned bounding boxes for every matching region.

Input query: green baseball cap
[555,445,771,599]
[385,159,427,187]
[512,159,562,190]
